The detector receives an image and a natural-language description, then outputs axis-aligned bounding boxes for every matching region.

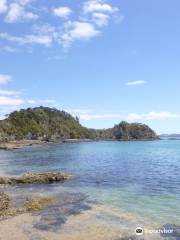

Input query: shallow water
[0,140,180,239]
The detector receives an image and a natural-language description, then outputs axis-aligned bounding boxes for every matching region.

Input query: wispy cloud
[81,113,123,120]
[79,111,180,121]
[0,96,24,106]
[27,99,57,105]
[0,74,24,111]
[92,12,110,26]
[126,80,147,86]
[5,2,38,23]
[0,73,58,118]
[0,74,12,84]
[53,6,72,18]
[27,99,36,104]
[0,89,22,96]
[126,112,180,121]
[43,99,57,104]
[0,45,17,52]
[0,33,53,47]
[0,0,7,14]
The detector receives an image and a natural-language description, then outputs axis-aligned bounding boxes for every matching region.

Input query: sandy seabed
[0,204,163,240]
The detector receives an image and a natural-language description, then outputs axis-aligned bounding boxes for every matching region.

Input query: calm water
[0,140,180,239]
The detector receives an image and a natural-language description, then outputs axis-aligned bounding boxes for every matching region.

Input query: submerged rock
[0,172,70,185]
[0,191,57,218]
[24,198,57,212]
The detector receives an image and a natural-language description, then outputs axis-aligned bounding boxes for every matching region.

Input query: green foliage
[0,106,93,141]
[113,121,157,140]
[0,107,157,141]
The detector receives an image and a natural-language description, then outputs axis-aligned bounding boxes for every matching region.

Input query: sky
[0,0,180,134]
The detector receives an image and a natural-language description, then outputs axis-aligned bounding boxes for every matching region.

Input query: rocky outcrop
[0,191,57,217]
[0,192,10,213]
[113,121,158,140]
[0,172,70,185]
[24,198,57,212]
[0,140,46,150]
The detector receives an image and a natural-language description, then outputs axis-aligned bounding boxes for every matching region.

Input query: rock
[0,172,70,185]
[23,198,57,211]
[0,140,46,150]
[0,191,57,218]
[0,192,10,212]
[113,121,158,140]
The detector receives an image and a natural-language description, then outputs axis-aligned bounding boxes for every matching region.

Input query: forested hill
[0,107,158,142]
[0,107,92,141]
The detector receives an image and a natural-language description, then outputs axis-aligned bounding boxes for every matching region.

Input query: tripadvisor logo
[135,227,143,235]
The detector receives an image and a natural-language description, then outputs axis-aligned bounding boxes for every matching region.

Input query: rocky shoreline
[0,191,57,218]
[0,137,159,151]
[0,172,70,218]
[0,140,47,150]
[0,172,70,185]
[0,139,95,150]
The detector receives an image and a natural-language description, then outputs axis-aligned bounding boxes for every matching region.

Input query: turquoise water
[0,140,180,239]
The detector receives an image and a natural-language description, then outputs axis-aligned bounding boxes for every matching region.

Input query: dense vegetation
[112,121,157,140]
[0,107,92,141]
[0,107,157,142]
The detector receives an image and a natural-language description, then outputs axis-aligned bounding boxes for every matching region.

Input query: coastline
[0,139,96,150]
[0,140,48,150]
[0,137,160,151]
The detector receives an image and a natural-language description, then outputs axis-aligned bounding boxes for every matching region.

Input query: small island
[0,106,158,150]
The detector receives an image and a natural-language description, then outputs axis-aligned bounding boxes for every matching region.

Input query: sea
[0,140,180,240]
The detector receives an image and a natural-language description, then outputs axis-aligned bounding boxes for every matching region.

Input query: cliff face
[0,107,158,142]
[112,121,157,140]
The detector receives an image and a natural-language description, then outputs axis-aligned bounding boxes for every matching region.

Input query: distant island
[0,107,158,149]
[159,134,180,140]
[159,134,180,138]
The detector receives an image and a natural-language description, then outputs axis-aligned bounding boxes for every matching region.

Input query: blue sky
[0,0,180,134]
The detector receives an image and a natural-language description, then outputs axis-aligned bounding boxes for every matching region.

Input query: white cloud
[0,96,24,106]
[0,32,53,46]
[83,0,118,13]
[61,21,100,47]
[0,74,12,84]
[42,99,57,104]
[0,89,21,96]
[126,80,147,86]
[80,113,123,120]
[5,2,38,23]
[27,99,57,105]
[92,12,109,26]
[0,0,7,14]
[140,112,180,120]
[0,105,22,119]
[27,99,36,104]
[0,45,17,52]
[53,6,72,18]
[32,24,56,34]
[79,111,180,121]
[17,0,34,6]
[0,1,121,49]
[0,74,24,107]
[67,108,93,118]
[67,108,93,114]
